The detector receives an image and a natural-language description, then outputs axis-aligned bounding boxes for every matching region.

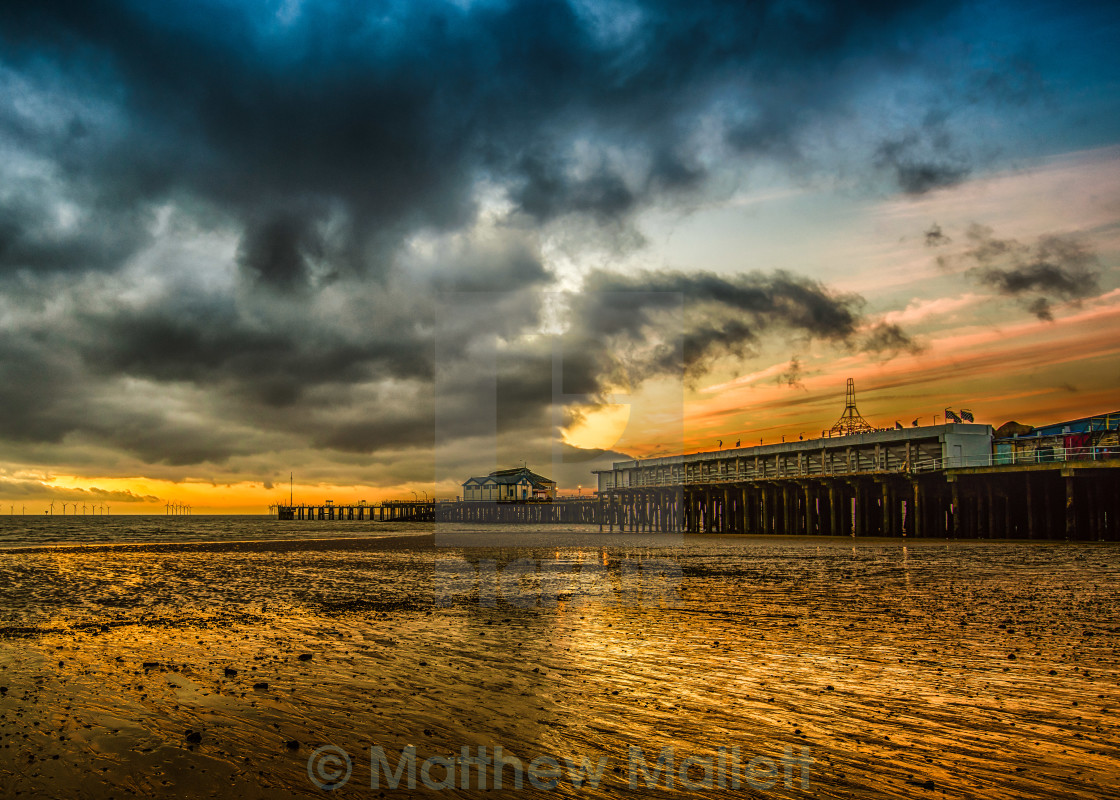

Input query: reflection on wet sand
[1,528,1118,798]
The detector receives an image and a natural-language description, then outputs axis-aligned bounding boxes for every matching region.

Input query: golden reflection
[1,537,1116,798]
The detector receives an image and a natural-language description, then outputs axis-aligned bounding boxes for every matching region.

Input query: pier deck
[594,426,1120,539]
[277,499,598,524]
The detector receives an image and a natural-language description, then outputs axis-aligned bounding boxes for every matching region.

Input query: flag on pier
[960,409,974,422]
[945,408,962,423]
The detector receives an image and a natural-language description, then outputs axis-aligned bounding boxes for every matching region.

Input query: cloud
[875,111,972,195]
[775,357,805,389]
[0,0,1080,485]
[0,477,158,503]
[569,268,917,386]
[924,223,950,247]
[949,224,1101,320]
[861,322,925,357]
[0,0,980,284]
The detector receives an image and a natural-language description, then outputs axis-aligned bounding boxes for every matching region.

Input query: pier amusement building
[462,467,557,502]
[593,406,1120,540]
[277,382,1118,539]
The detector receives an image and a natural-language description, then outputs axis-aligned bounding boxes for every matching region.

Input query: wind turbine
[48,501,54,515]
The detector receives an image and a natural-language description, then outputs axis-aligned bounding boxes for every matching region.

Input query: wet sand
[1,528,1118,798]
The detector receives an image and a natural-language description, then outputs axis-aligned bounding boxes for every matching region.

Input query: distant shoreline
[0,532,436,556]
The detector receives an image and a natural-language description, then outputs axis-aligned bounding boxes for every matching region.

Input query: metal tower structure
[827,378,875,437]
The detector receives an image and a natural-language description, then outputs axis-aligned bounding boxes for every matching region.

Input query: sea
[1,516,1118,798]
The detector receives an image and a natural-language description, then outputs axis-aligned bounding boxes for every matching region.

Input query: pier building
[593,414,1119,539]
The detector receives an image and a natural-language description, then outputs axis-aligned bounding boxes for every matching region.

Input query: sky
[0,0,1118,513]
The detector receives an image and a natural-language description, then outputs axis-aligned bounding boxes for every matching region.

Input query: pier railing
[912,445,1120,473]
[277,498,599,523]
[598,445,1120,490]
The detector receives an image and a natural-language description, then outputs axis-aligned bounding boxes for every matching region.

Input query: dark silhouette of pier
[594,424,1119,539]
[277,499,598,524]
[276,408,1118,538]
[278,500,435,521]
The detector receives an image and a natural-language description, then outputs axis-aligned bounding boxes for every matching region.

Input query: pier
[594,423,1120,539]
[278,500,435,521]
[275,415,1118,539]
[277,499,598,524]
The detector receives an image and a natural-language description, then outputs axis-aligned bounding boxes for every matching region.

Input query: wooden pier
[276,422,1118,538]
[595,463,1119,539]
[277,499,598,524]
[278,500,434,521]
[594,425,1120,539]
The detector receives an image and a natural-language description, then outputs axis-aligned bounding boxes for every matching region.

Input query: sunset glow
[0,0,1117,507]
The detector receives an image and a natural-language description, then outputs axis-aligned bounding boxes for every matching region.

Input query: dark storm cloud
[425,269,921,466]
[0,0,969,279]
[512,152,637,223]
[0,310,279,465]
[948,224,1101,320]
[424,268,921,460]
[861,322,924,357]
[875,111,971,195]
[0,333,80,444]
[311,413,436,455]
[238,213,323,289]
[0,268,443,465]
[0,198,153,275]
[0,258,919,469]
[0,477,158,503]
[568,269,917,384]
[0,0,977,472]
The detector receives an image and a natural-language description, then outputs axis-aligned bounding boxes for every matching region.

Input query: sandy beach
[1,525,1118,798]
